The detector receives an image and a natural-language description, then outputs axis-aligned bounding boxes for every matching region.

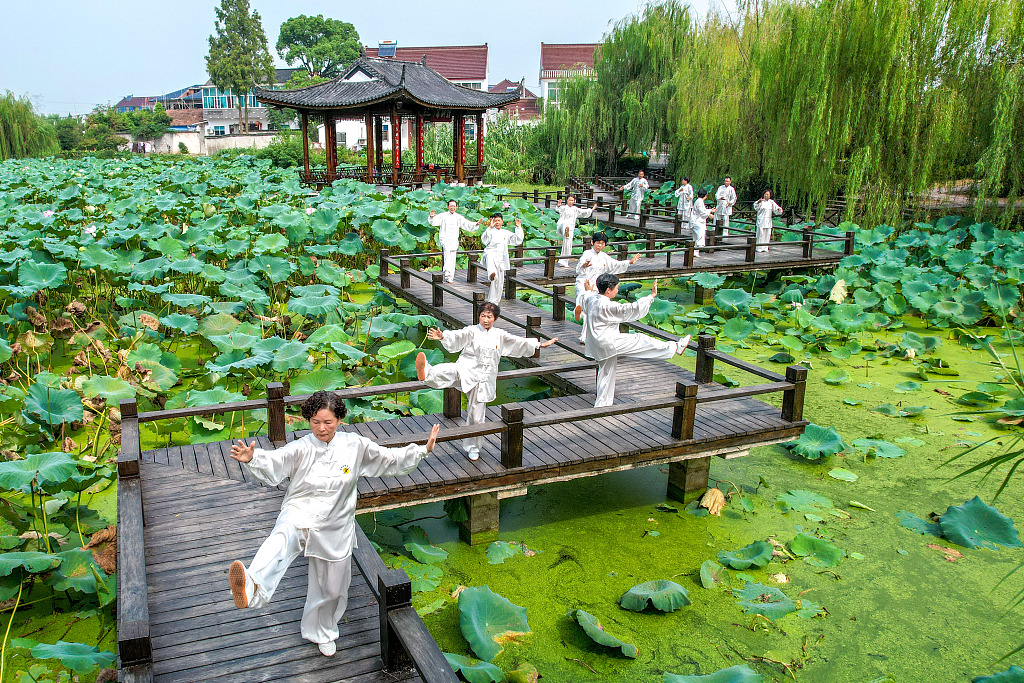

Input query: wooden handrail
[117,399,152,669]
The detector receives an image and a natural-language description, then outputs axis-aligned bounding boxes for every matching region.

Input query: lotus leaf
[664,664,764,683]
[714,288,752,311]
[185,387,245,407]
[25,383,83,428]
[378,340,416,363]
[985,284,1020,314]
[770,352,795,363]
[404,526,449,564]
[81,375,135,403]
[699,560,730,589]
[254,233,289,254]
[198,313,240,339]
[506,662,541,683]
[290,370,346,395]
[828,468,858,482]
[47,548,106,593]
[17,639,115,674]
[782,424,846,460]
[790,533,843,567]
[485,541,522,564]
[306,324,351,346]
[896,510,943,537]
[717,541,773,569]
[972,665,1024,682]
[851,438,905,458]
[160,313,199,334]
[938,496,1022,550]
[271,340,312,371]
[566,608,637,658]
[618,580,691,612]
[410,389,443,414]
[722,317,754,341]
[459,586,531,661]
[442,653,504,683]
[290,294,341,317]
[777,489,834,514]
[733,581,797,620]
[19,260,68,292]
[894,381,922,392]
[823,369,850,385]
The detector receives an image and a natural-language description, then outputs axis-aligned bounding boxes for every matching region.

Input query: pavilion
[254,56,522,187]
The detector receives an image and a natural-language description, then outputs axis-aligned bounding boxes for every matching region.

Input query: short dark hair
[596,273,619,293]
[479,302,500,318]
[638,170,645,175]
[683,176,689,182]
[447,199,458,205]
[302,390,347,421]
[724,176,731,181]
[697,189,708,198]
[592,231,609,244]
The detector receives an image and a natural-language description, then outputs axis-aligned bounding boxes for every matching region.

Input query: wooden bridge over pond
[116,248,812,681]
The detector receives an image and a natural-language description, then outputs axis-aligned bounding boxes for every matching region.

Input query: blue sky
[1,0,717,116]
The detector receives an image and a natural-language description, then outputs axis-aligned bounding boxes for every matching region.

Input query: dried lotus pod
[700,487,726,516]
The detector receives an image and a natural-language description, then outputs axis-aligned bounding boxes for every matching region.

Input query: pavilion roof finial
[421,54,427,67]
[400,64,407,88]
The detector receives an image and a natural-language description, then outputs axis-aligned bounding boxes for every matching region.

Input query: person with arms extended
[752,189,783,253]
[573,232,641,342]
[715,176,737,236]
[555,195,594,266]
[430,199,484,284]
[226,391,440,657]
[621,170,650,218]
[675,177,694,230]
[690,189,715,257]
[481,214,524,304]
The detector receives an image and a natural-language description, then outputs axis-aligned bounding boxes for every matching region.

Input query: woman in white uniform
[227,392,440,657]
[555,195,593,266]
[573,231,641,341]
[480,215,524,304]
[752,190,783,253]
[621,171,650,218]
[689,189,716,257]
[430,200,484,283]
[674,177,694,231]
[415,301,558,460]
[715,176,736,235]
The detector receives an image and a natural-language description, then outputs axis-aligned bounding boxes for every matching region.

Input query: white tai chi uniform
[556,205,593,263]
[422,324,541,455]
[753,198,782,252]
[580,290,682,407]
[481,222,524,304]
[622,177,650,218]
[715,184,736,235]
[430,210,478,283]
[675,183,694,218]
[690,198,713,255]
[574,249,633,341]
[242,433,427,646]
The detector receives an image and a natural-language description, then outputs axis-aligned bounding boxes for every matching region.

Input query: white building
[538,43,599,108]
[201,68,300,136]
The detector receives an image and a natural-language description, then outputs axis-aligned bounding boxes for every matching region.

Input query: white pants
[485,262,504,304]
[715,212,730,235]
[423,361,487,453]
[595,339,677,407]
[559,224,574,262]
[756,223,771,252]
[441,245,458,282]
[628,197,642,218]
[247,520,353,645]
[692,224,706,255]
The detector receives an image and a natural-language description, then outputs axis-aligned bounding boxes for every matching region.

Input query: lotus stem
[75,490,85,547]
[38,491,52,554]
[0,580,23,682]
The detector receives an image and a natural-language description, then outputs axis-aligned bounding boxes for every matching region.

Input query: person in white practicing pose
[752,189,783,253]
[690,189,716,258]
[621,170,650,218]
[715,176,737,236]
[573,231,641,342]
[580,274,691,407]
[555,195,593,267]
[226,391,440,657]
[430,200,485,284]
[481,214,524,304]
[674,177,694,229]
[415,301,558,461]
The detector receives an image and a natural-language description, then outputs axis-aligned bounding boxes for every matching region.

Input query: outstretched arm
[234,438,305,487]
[358,434,431,478]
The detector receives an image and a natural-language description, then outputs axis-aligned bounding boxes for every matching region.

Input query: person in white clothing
[415,302,558,460]
[753,189,783,253]
[690,189,716,257]
[580,274,691,407]
[621,170,650,218]
[715,176,737,236]
[555,195,593,266]
[480,215,524,304]
[572,231,641,341]
[674,177,694,223]
[430,200,484,283]
[227,391,440,657]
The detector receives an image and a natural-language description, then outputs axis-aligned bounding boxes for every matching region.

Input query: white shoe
[676,335,692,355]
[467,447,480,461]
[318,641,337,657]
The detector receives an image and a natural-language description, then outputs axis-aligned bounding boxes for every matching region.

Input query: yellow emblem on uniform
[342,467,350,474]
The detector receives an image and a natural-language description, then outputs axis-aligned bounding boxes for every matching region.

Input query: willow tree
[0,92,59,161]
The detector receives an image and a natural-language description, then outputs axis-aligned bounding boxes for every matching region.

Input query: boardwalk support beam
[504,267,517,300]
[472,292,485,321]
[378,569,414,671]
[501,403,524,468]
[695,335,717,383]
[444,387,461,419]
[782,366,808,422]
[667,456,711,505]
[267,382,286,446]
[552,285,566,321]
[458,492,500,545]
[432,272,444,307]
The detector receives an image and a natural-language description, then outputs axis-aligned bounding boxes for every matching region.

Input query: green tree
[206,0,276,134]
[126,102,172,141]
[0,92,59,160]
[267,70,330,132]
[277,14,360,79]
[50,115,84,151]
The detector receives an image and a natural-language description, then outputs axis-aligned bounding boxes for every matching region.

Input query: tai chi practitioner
[573,231,641,341]
[555,195,593,266]
[753,190,783,253]
[715,177,737,235]
[621,170,650,218]
[430,200,484,284]
[227,391,440,657]
[674,177,694,222]
[415,302,557,461]
[580,275,690,407]
[481,215,524,304]
[689,189,716,257]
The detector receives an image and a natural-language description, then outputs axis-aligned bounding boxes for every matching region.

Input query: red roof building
[489,79,541,121]
[538,43,600,106]
[363,43,488,88]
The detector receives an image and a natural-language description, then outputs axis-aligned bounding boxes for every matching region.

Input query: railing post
[673,214,681,236]
[444,386,461,419]
[378,569,414,671]
[844,230,856,255]
[695,335,716,383]
[472,292,485,321]
[504,267,517,300]
[533,189,539,203]
[671,380,698,440]
[267,382,286,446]
[782,366,808,422]
[665,249,672,268]
[400,258,411,289]
[745,236,757,263]
[706,226,717,249]
[583,235,593,252]
[639,212,648,228]
[431,272,444,307]
[380,248,390,276]
[617,244,628,262]
[552,285,566,321]
[467,255,478,283]
[802,227,813,259]
[118,399,141,479]
[544,248,556,279]
[514,243,524,260]
[525,315,541,358]
[544,195,551,208]
[608,203,616,222]
[500,403,524,469]
[646,231,656,258]
[685,244,694,268]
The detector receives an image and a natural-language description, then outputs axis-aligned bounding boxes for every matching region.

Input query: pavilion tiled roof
[539,43,600,80]
[254,57,519,111]
[364,45,488,81]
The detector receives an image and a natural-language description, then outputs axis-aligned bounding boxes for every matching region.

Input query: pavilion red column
[324,113,336,181]
[300,111,310,181]
[365,112,374,184]
[374,116,384,178]
[415,114,424,178]
[391,107,400,185]
[476,113,484,170]
[453,114,465,183]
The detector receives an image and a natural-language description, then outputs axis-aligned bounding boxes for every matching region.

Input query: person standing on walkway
[573,231,641,341]
[753,190,783,253]
[430,200,484,284]
[621,170,650,218]
[555,195,593,267]
[715,177,737,236]
[690,189,716,257]
[481,214,524,304]
[415,302,557,461]
[580,275,690,407]
[674,177,694,229]
[226,391,439,657]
